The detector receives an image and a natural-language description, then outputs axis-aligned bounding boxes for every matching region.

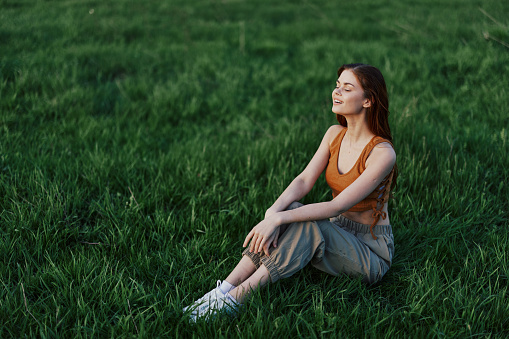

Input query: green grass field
[1,0,508,337]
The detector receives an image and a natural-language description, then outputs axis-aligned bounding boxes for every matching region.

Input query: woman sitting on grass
[183,63,397,321]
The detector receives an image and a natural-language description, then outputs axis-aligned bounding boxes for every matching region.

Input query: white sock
[219,280,235,294]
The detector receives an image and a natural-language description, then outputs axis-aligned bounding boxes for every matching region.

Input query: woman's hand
[243,215,281,256]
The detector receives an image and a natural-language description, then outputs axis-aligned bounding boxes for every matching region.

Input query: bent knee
[287,201,303,210]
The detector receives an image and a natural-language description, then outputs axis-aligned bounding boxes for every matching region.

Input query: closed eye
[336,81,352,91]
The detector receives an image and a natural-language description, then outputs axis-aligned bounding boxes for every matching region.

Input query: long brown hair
[336,63,398,190]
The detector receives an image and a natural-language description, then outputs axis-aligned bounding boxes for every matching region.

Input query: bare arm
[244,142,396,254]
[276,143,396,224]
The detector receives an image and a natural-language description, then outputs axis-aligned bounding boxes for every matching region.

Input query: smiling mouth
[333,99,343,104]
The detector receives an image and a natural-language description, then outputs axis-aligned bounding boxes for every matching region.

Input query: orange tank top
[325,128,394,239]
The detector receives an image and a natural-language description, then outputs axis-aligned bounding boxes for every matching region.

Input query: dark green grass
[1,0,508,337]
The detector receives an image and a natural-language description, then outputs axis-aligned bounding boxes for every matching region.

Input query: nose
[333,87,341,95]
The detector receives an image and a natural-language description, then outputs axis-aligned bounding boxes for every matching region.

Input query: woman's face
[331,70,371,116]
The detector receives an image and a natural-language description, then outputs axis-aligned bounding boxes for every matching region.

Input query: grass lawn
[1,0,508,337]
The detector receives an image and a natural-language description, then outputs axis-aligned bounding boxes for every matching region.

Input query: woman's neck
[344,115,374,145]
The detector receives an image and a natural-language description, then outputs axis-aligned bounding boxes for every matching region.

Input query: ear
[362,98,371,108]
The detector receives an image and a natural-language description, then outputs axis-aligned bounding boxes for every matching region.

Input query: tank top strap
[359,136,393,171]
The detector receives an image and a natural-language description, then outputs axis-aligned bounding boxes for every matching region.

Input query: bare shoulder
[325,125,345,146]
[327,124,344,135]
[369,142,396,165]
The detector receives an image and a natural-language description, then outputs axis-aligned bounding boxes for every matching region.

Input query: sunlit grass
[1,0,508,337]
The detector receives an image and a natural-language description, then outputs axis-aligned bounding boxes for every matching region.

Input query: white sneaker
[205,294,242,319]
[183,280,226,320]
[192,293,240,321]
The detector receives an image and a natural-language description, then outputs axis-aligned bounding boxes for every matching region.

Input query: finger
[253,235,262,253]
[265,235,276,256]
[263,234,275,256]
[250,234,259,252]
[263,243,270,256]
[243,230,254,247]
[249,237,254,252]
[273,231,279,248]
[258,236,269,254]
[243,233,251,248]
[254,234,264,253]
